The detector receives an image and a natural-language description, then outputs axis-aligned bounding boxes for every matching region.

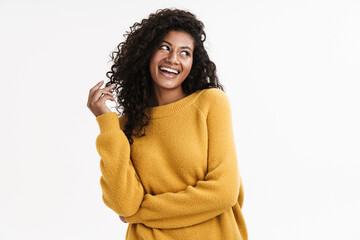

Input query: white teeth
[160,67,179,74]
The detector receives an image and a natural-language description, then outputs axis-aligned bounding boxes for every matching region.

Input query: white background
[1,0,359,239]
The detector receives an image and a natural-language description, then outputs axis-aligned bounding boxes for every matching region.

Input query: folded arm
[125,90,240,229]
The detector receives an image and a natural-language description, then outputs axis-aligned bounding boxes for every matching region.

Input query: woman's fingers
[92,84,116,103]
[119,215,127,223]
[98,93,115,105]
[88,81,115,99]
[88,82,115,107]
[87,81,103,108]
[87,81,116,117]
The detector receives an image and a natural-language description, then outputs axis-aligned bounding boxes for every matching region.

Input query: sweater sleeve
[95,112,144,217]
[124,90,241,229]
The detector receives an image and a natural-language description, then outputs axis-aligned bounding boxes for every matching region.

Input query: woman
[87,8,248,240]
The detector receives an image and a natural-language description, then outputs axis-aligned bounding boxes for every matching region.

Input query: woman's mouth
[159,66,180,78]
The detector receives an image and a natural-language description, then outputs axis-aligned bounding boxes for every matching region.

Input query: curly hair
[105,8,224,144]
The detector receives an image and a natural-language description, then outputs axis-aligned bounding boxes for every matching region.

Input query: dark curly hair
[105,8,224,144]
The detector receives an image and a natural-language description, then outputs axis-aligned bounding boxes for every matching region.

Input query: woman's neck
[150,87,188,107]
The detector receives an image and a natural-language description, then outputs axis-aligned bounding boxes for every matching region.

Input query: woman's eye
[160,45,169,51]
[180,51,189,56]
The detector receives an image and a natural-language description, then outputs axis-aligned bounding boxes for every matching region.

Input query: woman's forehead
[162,31,194,49]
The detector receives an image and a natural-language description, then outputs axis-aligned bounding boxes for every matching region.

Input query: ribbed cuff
[95,112,120,133]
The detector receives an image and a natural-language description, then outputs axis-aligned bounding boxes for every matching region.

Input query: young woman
[87,8,248,240]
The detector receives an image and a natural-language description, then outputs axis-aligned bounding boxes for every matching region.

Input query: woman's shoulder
[196,88,230,113]
[198,88,229,104]
[199,87,226,97]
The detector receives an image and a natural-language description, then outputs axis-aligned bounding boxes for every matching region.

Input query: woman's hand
[119,215,127,223]
[87,80,116,117]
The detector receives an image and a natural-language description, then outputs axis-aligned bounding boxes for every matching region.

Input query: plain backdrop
[1,0,359,239]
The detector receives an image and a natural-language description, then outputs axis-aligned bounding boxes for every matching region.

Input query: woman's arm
[124,90,241,229]
[96,112,145,217]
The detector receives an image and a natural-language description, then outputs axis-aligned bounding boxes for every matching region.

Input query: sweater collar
[145,89,203,119]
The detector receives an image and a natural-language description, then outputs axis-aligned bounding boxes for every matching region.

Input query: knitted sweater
[95,88,248,240]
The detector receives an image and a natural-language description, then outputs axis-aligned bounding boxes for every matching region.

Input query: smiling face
[149,30,194,94]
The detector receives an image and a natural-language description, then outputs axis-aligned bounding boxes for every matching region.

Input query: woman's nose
[166,51,179,64]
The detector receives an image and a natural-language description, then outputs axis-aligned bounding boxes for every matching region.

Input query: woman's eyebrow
[162,40,193,51]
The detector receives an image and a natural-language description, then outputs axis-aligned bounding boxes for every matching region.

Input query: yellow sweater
[95,88,248,240]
